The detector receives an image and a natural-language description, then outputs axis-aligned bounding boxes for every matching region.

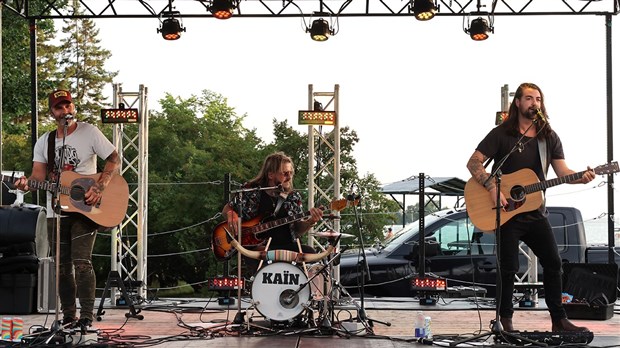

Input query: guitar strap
[538,137,548,207]
[537,137,548,179]
[47,130,56,178]
[273,194,285,216]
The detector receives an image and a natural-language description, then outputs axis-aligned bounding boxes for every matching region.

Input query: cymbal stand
[229,184,282,328]
[348,198,390,331]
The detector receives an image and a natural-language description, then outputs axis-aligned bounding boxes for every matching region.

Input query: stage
[1,296,619,347]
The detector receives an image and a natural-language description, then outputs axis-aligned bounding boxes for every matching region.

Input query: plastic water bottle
[414,311,426,338]
[424,315,432,339]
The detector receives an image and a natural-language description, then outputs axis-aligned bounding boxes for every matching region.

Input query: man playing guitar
[222,151,323,272]
[15,89,121,331]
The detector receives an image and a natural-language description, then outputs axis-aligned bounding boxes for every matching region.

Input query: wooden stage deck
[2,296,619,347]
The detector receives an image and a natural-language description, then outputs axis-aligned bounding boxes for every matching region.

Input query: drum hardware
[312,230,355,239]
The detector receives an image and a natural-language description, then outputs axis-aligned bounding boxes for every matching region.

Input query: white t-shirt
[33,122,116,218]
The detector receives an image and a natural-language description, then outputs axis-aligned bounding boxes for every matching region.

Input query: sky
[87,11,620,229]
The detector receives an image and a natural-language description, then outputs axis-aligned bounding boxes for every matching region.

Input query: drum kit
[236,230,359,331]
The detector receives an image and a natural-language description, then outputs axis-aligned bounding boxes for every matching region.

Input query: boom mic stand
[349,192,390,332]
[451,119,544,347]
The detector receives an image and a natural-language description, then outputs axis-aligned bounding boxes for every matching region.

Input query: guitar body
[211,216,264,261]
[58,171,129,227]
[465,168,543,232]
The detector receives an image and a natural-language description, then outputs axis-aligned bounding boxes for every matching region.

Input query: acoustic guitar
[464,162,619,231]
[1,171,129,227]
[211,198,353,261]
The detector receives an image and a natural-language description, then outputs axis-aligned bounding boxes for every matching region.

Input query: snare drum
[0,204,48,257]
[251,262,310,321]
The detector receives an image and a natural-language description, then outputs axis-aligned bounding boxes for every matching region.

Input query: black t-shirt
[476,124,565,220]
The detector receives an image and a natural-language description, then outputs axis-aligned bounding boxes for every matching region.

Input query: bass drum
[0,204,48,257]
[251,262,310,321]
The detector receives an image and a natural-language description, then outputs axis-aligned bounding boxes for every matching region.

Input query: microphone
[535,108,547,123]
[347,183,359,201]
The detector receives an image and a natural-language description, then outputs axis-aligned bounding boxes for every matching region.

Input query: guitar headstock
[329,198,360,212]
[594,161,620,175]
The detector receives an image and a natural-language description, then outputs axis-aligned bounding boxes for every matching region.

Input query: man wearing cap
[15,89,120,330]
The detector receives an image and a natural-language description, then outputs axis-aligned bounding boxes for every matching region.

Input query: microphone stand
[451,118,544,347]
[350,197,390,331]
[230,184,283,328]
[42,118,71,343]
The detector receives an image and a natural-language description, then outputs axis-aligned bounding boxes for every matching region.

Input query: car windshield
[382,211,451,253]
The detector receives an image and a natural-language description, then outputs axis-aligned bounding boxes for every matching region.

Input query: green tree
[2,1,61,172]
[55,2,117,123]
[142,90,265,289]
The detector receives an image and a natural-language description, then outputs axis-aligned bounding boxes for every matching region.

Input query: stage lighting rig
[157,11,186,40]
[209,0,238,19]
[411,0,437,21]
[307,12,338,41]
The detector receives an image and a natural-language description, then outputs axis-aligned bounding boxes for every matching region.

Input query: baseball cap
[48,90,72,109]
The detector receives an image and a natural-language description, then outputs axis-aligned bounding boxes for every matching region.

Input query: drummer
[222,152,323,272]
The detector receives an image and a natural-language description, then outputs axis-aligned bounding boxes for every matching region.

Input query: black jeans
[498,216,567,320]
[47,213,98,321]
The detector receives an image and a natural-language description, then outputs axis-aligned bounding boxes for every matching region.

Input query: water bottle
[414,311,426,338]
[424,315,432,339]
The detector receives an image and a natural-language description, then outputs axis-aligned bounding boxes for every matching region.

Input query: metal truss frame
[2,0,618,20]
[107,83,149,302]
[305,84,342,279]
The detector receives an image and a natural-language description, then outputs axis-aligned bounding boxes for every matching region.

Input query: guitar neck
[524,170,586,194]
[247,208,325,235]
[1,174,69,195]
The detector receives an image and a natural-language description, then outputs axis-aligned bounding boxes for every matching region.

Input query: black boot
[552,318,589,332]
[500,317,515,332]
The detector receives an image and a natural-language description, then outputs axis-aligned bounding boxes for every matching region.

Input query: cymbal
[313,231,355,239]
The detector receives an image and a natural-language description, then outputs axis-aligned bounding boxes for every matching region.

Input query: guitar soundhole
[510,185,526,202]
[70,186,86,201]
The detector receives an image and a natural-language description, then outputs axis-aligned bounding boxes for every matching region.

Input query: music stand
[451,120,544,347]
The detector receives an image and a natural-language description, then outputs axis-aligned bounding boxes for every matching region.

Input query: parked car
[337,206,620,298]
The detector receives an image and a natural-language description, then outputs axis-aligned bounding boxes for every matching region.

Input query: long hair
[246,151,295,193]
[501,82,552,138]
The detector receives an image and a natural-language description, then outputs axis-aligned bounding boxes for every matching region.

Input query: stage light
[412,276,447,305]
[208,276,244,291]
[157,12,185,40]
[411,0,437,21]
[465,16,493,41]
[210,0,236,20]
[308,18,333,41]
[412,276,447,292]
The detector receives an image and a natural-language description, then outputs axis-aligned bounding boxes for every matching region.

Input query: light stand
[451,120,544,347]
[349,193,390,332]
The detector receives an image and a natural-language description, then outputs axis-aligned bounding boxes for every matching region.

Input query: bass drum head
[251,262,310,321]
[0,204,47,257]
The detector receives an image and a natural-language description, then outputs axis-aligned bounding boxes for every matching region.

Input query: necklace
[269,195,278,208]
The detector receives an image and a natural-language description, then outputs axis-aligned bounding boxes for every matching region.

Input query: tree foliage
[56,4,118,123]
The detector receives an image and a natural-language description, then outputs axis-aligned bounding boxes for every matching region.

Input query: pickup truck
[338,206,620,298]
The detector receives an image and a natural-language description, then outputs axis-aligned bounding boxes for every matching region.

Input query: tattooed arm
[85,150,121,205]
[467,150,507,208]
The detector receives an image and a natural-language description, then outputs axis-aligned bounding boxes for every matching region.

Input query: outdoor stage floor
[3,296,619,347]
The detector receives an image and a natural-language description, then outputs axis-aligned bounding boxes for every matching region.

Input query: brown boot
[552,318,589,332]
[500,317,515,332]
